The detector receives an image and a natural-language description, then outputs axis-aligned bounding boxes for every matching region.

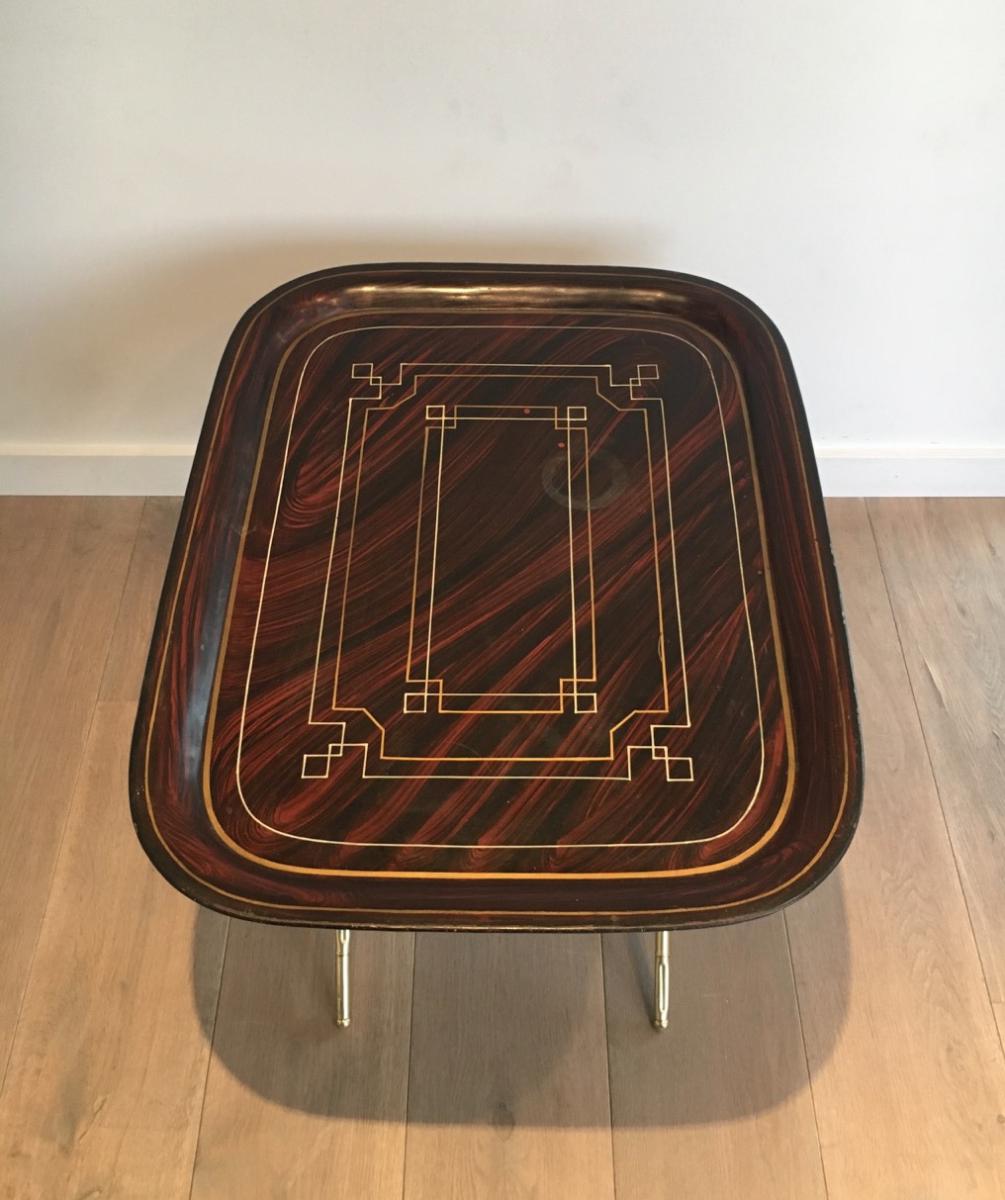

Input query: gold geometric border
[301,737,693,784]
[406,399,595,716]
[305,361,694,772]
[228,328,770,851]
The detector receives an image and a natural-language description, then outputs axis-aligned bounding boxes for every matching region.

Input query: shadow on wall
[190,879,850,1127]
[9,225,666,445]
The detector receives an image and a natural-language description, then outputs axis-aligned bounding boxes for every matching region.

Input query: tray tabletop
[131,264,861,929]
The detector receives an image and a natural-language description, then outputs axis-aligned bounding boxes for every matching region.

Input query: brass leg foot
[336,929,351,1028]
[652,930,670,1030]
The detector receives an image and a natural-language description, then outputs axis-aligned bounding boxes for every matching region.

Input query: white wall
[2,0,1003,494]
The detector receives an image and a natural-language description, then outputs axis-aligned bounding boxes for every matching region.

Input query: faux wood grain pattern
[226,326,769,875]
[0,703,229,1200]
[99,497,181,702]
[132,264,861,929]
[604,922,827,1200]
[869,498,1005,1002]
[191,924,413,1200]
[785,500,1005,1199]
[0,497,141,1084]
[403,932,614,1200]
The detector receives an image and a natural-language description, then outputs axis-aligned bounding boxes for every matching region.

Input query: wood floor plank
[785,499,1005,1199]
[191,923,413,1200]
[0,702,229,1200]
[869,498,1005,1001]
[404,932,614,1200]
[604,919,827,1200]
[99,496,180,703]
[0,497,142,1080]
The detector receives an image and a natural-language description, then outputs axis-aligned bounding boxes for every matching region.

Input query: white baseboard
[814,445,1005,497]
[0,445,194,496]
[2,443,1004,497]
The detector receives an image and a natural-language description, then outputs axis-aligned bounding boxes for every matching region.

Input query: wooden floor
[0,497,1003,1199]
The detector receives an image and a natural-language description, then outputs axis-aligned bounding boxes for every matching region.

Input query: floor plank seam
[186,915,232,1200]
[599,933,618,1200]
[782,911,832,1200]
[994,1006,1005,1063]
[95,496,148,700]
[399,930,419,1200]
[865,499,1005,1066]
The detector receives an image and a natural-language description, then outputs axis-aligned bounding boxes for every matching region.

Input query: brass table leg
[653,930,671,1030]
[335,929,667,1031]
[335,928,351,1028]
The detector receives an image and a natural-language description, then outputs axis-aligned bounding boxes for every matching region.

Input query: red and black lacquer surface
[130,264,861,930]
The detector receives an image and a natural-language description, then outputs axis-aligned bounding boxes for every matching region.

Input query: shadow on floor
[191,875,849,1127]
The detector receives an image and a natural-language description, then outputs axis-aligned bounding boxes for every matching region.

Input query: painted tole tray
[130,263,862,930]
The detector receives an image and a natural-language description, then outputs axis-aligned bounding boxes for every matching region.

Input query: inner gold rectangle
[405,405,596,715]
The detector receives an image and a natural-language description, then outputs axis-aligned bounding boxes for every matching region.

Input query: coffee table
[131,263,861,1029]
